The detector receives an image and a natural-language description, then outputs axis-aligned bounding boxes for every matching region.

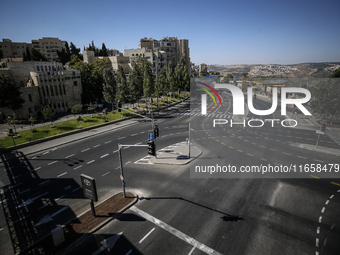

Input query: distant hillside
[208,62,340,78]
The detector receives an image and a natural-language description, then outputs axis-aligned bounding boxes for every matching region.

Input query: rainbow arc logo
[197,82,223,114]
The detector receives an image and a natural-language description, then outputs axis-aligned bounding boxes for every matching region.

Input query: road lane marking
[314,159,324,162]
[325,200,329,205]
[72,187,81,192]
[297,156,307,159]
[65,154,75,158]
[55,195,65,201]
[105,141,112,144]
[94,144,100,148]
[39,180,50,186]
[317,227,320,234]
[118,136,126,140]
[139,227,155,244]
[102,171,110,177]
[131,133,138,136]
[310,175,320,179]
[113,150,118,153]
[130,206,222,255]
[19,188,30,194]
[43,151,49,155]
[282,152,291,155]
[48,161,58,165]
[81,148,90,152]
[247,153,254,156]
[101,154,109,158]
[318,216,322,223]
[321,207,325,213]
[33,167,41,171]
[57,172,67,177]
[330,195,334,199]
[74,165,82,170]
[125,161,131,165]
[32,156,37,159]
[331,182,340,186]
[115,166,120,169]
[188,246,196,255]
[87,160,95,164]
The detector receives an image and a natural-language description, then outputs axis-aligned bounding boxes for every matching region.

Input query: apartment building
[199,63,208,74]
[83,50,132,74]
[0,61,82,119]
[138,36,191,75]
[0,39,32,59]
[124,48,167,74]
[31,37,67,62]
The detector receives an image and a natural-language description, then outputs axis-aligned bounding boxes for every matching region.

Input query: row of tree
[68,54,190,108]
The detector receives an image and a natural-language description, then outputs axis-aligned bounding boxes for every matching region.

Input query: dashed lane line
[87,160,95,164]
[102,171,111,177]
[57,172,67,177]
[101,154,109,158]
[65,154,75,158]
[74,165,82,170]
[81,148,90,152]
[48,161,57,165]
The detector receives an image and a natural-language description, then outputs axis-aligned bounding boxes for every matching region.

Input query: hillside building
[0,61,82,119]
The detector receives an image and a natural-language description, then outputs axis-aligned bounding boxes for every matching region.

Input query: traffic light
[147,139,156,156]
[154,125,159,138]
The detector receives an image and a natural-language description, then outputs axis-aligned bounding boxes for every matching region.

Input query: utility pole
[117,144,148,198]
[188,122,191,158]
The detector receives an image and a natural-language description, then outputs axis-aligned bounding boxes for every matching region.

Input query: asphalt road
[1,93,340,255]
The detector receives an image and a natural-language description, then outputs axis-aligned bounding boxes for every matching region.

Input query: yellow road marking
[274,163,281,166]
[247,153,254,156]
[229,146,233,149]
[310,175,320,179]
[260,158,267,161]
[331,182,340,186]
[238,150,243,152]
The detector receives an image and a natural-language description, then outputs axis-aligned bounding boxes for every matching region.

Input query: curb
[56,191,138,255]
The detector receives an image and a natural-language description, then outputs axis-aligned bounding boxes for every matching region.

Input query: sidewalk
[149,141,202,165]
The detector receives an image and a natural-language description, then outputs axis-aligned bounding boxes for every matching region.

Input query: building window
[63,84,66,94]
[73,81,77,86]
[58,103,61,108]
[41,66,43,71]
[50,86,54,96]
[46,86,49,96]
[54,85,58,96]
[45,66,47,71]
[42,86,46,97]
[65,102,68,108]
[28,107,31,113]
[53,103,56,109]
[59,85,62,95]
[28,94,32,102]
[49,66,51,71]
[37,66,40,71]
[62,102,65,108]
[34,106,37,111]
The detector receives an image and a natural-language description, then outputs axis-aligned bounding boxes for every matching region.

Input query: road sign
[120,175,124,181]
[148,133,154,139]
[316,130,325,135]
[80,174,98,202]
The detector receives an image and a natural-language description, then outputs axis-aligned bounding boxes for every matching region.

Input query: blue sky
[1,0,339,65]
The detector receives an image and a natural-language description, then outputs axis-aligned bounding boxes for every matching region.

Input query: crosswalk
[157,110,235,119]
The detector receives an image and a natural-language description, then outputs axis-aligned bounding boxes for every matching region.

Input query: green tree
[0,75,25,116]
[158,68,168,103]
[143,62,154,98]
[71,104,82,116]
[310,79,340,119]
[331,67,340,78]
[167,62,176,92]
[42,106,55,126]
[70,42,81,58]
[128,62,143,107]
[103,68,117,112]
[57,48,71,65]
[116,65,129,106]
[101,43,108,56]
[28,116,37,132]
[30,48,47,61]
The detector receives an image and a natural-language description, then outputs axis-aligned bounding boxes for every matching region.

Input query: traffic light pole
[117,143,148,198]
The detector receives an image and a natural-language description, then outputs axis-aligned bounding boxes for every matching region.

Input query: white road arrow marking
[92,232,123,255]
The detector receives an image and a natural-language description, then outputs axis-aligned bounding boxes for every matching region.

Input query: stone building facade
[138,36,191,75]
[0,39,32,59]
[0,61,82,119]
